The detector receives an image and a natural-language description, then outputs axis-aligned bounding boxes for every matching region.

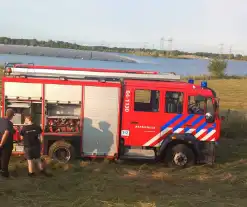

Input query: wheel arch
[43,134,81,157]
[157,133,199,161]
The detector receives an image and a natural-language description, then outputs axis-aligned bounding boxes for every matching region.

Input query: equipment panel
[5,82,42,99]
[82,86,120,157]
[45,84,82,103]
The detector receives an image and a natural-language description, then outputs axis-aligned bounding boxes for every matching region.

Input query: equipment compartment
[45,103,81,133]
[5,101,42,154]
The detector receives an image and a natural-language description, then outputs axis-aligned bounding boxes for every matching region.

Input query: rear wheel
[48,141,75,163]
[165,144,195,168]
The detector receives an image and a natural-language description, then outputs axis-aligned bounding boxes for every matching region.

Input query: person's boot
[28,172,35,177]
[40,170,52,177]
[0,170,9,178]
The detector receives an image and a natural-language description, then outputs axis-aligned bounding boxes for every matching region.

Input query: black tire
[48,141,75,163]
[165,144,195,168]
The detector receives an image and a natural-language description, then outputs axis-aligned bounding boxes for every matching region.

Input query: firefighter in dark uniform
[20,115,51,177]
[0,109,15,178]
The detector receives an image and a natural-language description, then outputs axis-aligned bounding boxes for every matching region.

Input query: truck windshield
[188,95,214,115]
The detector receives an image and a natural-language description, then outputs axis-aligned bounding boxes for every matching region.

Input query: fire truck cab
[2,64,220,167]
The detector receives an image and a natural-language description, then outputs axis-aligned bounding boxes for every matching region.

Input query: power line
[168,38,173,57]
[228,45,232,59]
[160,37,165,50]
[219,43,224,58]
[219,43,224,54]
[143,42,149,49]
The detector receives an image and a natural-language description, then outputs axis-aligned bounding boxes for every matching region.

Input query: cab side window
[134,89,160,112]
[165,91,183,114]
[188,95,211,115]
[188,96,206,114]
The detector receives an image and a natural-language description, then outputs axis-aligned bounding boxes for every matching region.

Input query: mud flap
[205,142,216,165]
[198,142,216,165]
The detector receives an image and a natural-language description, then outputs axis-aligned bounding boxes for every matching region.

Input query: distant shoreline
[1,45,241,62]
[1,37,247,62]
[130,52,210,60]
[0,44,206,62]
[0,44,138,63]
[128,52,247,62]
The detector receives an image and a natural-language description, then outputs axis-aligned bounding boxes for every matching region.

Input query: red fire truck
[2,64,220,167]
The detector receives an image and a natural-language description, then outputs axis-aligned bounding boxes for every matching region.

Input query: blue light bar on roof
[201,81,208,88]
[188,79,194,84]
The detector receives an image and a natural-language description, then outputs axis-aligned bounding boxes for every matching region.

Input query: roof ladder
[7,65,181,81]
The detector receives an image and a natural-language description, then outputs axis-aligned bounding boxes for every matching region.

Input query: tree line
[1,37,247,61]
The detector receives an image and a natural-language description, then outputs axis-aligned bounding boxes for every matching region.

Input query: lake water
[0,53,247,76]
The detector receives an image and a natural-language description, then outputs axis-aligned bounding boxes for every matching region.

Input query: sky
[0,0,247,54]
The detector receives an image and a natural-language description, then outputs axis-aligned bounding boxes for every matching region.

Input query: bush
[221,109,247,138]
[208,58,227,78]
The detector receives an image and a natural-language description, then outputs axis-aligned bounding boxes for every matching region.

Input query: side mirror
[205,112,215,123]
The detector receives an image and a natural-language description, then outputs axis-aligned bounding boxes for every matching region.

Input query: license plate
[15,145,24,152]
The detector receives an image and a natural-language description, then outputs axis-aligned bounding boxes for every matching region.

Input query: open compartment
[5,100,42,153]
[44,103,81,133]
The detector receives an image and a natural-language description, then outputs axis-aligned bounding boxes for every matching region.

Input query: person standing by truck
[0,109,15,178]
[20,115,51,177]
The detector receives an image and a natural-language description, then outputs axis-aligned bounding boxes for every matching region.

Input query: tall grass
[221,109,247,138]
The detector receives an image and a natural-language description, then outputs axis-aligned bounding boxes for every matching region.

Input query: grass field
[0,70,247,206]
[2,139,247,207]
[194,79,247,110]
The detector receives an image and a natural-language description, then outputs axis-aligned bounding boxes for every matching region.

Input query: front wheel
[165,144,195,168]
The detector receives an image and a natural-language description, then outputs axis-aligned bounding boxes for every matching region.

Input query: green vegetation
[208,58,227,77]
[1,37,247,61]
[0,110,246,207]
[1,129,247,207]
[221,109,247,138]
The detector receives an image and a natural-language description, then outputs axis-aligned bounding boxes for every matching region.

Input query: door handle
[131,121,138,124]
